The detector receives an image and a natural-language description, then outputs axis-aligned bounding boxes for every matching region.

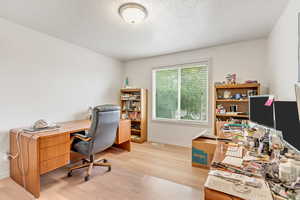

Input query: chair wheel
[67,172,72,177]
[84,176,90,182]
[108,166,111,172]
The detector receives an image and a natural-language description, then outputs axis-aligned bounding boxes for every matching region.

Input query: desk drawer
[204,188,241,200]
[40,132,69,148]
[40,142,70,162]
[40,153,69,175]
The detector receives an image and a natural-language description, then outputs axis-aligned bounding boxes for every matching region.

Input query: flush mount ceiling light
[119,3,147,24]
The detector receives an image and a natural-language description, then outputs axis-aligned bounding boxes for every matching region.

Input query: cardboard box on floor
[192,137,217,169]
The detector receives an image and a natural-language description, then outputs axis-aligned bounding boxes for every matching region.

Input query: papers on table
[243,152,259,162]
[205,170,273,200]
[222,156,243,167]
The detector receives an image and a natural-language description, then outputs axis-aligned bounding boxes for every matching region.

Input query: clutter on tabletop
[222,156,243,167]
[244,128,257,136]
[209,170,263,188]
[214,120,300,200]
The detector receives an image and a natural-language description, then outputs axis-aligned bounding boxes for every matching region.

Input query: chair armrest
[70,133,92,144]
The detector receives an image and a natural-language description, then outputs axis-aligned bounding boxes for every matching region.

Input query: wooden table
[205,128,277,200]
[9,119,131,198]
[204,142,244,200]
[204,140,276,200]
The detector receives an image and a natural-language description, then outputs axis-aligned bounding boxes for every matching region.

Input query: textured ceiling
[0,0,288,61]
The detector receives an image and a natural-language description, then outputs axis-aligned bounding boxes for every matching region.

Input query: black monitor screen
[249,96,274,128]
[274,101,300,151]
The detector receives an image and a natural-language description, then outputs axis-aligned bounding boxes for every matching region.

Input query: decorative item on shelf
[245,80,258,84]
[247,90,257,97]
[234,93,241,100]
[123,77,130,88]
[121,113,127,120]
[223,90,231,99]
[229,105,238,113]
[131,123,141,130]
[225,73,237,84]
[216,104,226,114]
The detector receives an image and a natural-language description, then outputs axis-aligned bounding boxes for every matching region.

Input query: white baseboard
[0,169,9,180]
[0,154,9,180]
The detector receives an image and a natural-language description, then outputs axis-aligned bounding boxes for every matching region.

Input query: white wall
[0,18,123,179]
[267,0,300,101]
[124,39,268,147]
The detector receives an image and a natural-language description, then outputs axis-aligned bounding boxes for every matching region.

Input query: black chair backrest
[87,105,120,155]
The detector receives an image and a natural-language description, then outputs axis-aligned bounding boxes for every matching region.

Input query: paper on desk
[222,129,242,134]
[243,152,259,162]
[222,156,243,167]
[205,173,273,200]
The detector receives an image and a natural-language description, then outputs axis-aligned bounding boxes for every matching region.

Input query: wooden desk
[204,142,243,200]
[9,119,131,198]
[204,141,275,200]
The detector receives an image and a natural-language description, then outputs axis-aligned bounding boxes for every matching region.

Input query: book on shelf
[131,135,141,140]
[122,101,141,112]
[131,123,140,130]
[121,93,141,101]
[223,112,247,116]
[121,112,141,121]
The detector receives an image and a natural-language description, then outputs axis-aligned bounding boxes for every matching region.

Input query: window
[152,62,209,123]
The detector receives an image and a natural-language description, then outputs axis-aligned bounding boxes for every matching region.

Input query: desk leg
[10,133,40,198]
[115,140,131,152]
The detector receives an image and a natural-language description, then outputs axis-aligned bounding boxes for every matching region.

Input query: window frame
[152,60,210,125]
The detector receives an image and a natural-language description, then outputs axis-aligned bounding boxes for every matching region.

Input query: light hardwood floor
[0,142,208,200]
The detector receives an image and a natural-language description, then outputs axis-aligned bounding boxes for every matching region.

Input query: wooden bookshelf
[215,83,260,89]
[120,88,148,143]
[214,83,260,135]
[216,99,249,103]
[216,114,249,118]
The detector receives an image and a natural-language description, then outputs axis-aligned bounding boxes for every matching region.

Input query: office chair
[68,105,120,181]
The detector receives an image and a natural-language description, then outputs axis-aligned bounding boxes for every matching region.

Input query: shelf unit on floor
[214,83,260,135]
[120,88,148,143]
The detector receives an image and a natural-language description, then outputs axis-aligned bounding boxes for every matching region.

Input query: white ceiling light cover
[119,3,147,24]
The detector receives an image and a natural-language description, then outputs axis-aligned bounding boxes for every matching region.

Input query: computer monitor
[274,101,300,152]
[249,96,274,128]
[295,83,300,119]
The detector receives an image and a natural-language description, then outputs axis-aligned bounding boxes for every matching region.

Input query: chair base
[68,156,111,181]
